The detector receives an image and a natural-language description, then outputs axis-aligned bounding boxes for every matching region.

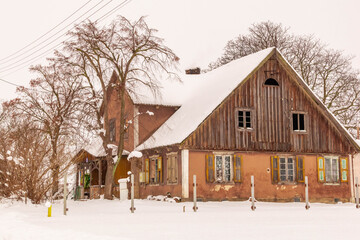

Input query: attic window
[264,78,279,86]
[238,110,251,129]
[292,113,306,132]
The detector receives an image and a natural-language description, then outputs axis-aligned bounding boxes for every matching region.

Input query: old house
[130,47,360,203]
[74,72,180,199]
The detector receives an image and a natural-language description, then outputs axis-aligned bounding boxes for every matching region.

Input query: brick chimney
[185,67,201,75]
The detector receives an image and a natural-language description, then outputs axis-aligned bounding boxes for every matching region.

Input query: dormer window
[264,78,279,86]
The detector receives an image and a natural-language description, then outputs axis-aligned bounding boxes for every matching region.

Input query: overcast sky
[0,0,359,100]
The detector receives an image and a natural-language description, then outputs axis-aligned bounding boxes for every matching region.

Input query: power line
[0,0,109,70]
[0,78,22,88]
[0,0,93,64]
[97,0,132,22]
[0,0,131,78]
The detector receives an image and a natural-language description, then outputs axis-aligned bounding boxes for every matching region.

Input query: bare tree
[8,59,85,196]
[63,15,179,199]
[207,21,360,134]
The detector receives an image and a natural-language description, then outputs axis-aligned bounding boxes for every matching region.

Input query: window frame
[236,108,253,131]
[278,156,296,183]
[213,154,233,183]
[324,156,340,184]
[148,155,163,185]
[271,155,304,184]
[291,111,307,134]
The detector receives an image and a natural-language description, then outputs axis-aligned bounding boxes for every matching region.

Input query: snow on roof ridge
[136,47,275,150]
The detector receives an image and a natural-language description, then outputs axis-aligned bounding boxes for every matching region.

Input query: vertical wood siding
[183,54,353,154]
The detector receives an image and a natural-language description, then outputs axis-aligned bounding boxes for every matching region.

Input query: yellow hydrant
[45,201,52,217]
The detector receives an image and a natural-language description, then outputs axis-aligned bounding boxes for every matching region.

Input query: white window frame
[279,156,295,183]
[324,156,339,183]
[214,155,233,183]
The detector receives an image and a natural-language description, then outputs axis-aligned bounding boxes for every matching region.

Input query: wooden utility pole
[251,175,256,211]
[355,177,359,209]
[305,176,310,210]
[193,175,198,212]
[130,174,135,213]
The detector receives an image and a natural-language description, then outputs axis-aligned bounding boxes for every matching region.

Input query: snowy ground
[1,198,360,240]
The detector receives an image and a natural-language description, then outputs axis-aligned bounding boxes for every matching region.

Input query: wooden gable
[182,51,356,154]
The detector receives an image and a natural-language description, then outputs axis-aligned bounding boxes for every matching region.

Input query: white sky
[0,0,359,100]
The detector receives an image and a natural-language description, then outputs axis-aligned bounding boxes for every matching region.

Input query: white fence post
[130,174,135,213]
[356,177,359,209]
[251,175,256,211]
[193,175,198,212]
[305,176,310,210]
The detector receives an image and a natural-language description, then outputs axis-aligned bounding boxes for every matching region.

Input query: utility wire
[0,0,131,81]
[0,78,22,88]
[97,0,132,22]
[0,0,93,64]
[0,0,109,70]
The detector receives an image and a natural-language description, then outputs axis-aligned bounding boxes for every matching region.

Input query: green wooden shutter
[317,157,325,183]
[340,157,348,183]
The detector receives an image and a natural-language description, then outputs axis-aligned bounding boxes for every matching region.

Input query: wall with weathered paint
[132,146,183,199]
[187,151,351,202]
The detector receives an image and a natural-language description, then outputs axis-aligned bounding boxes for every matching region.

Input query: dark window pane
[299,114,305,130]
[245,111,251,128]
[238,111,244,128]
[293,114,298,130]
[264,78,279,86]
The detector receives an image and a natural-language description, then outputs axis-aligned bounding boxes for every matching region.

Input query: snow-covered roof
[84,136,130,157]
[136,47,360,152]
[136,47,275,150]
[127,73,204,107]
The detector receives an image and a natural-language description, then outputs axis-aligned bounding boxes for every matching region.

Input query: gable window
[206,154,242,183]
[109,118,116,142]
[167,153,178,184]
[292,113,305,131]
[317,156,347,183]
[238,110,251,129]
[271,156,304,184]
[145,156,163,184]
[264,78,279,86]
